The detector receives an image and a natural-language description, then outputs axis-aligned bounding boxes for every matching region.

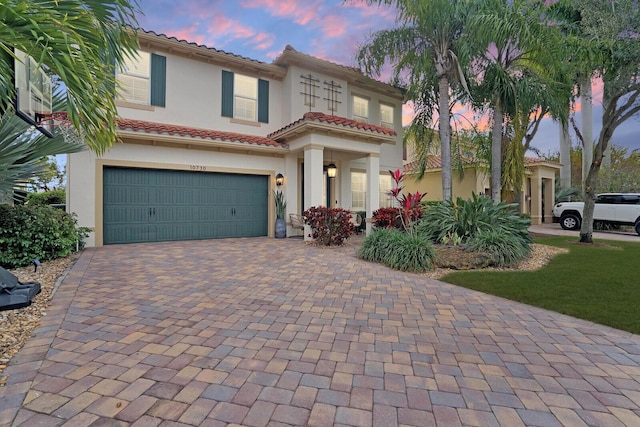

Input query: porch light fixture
[326,163,337,178]
[326,150,337,178]
[275,173,284,186]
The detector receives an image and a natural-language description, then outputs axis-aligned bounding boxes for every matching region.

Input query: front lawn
[441,236,640,335]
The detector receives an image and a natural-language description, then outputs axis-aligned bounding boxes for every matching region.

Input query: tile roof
[139,29,269,66]
[525,156,562,166]
[117,118,286,148]
[275,45,361,73]
[405,155,560,172]
[268,112,396,139]
[404,155,476,172]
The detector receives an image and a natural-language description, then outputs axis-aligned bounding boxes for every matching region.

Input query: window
[353,96,369,122]
[351,172,366,211]
[234,74,258,121]
[380,104,394,129]
[351,172,393,210]
[119,52,150,104]
[117,51,166,107]
[595,195,618,204]
[379,174,393,208]
[222,71,269,123]
[621,195,640,205]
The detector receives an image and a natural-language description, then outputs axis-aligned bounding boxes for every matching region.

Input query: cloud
[320,14,347,38]
[246,32,276,50]
[166,23,206,46]
[239,0,320,25]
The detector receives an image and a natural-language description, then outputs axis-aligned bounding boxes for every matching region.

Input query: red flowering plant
[387,169,426,232]
[303,206,355,246]
[372,207,403,229]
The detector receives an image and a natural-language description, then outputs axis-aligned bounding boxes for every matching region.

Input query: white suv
[553,193,640,236]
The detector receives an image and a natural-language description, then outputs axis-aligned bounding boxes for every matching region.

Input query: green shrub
[0,204,86,268]
[385,233,436,273]
[359,228,405,262]
[359,229,436,273]
[303,206,354,245]
[466,230,531,267]
[416,193,531,245]
[26,189,66,206]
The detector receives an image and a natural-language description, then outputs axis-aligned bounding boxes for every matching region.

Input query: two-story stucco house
[66,30,404,247]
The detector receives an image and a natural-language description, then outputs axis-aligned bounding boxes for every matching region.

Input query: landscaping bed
[0,255,75,383]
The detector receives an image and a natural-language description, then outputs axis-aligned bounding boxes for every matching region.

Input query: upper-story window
[234,74,258,121]
[222,70,269,123]
[380,103,394,129]
[353,96,369,123]
[117,51,166,107]
[119,52,150,104]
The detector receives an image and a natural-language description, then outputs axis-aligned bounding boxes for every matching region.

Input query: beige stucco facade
[67,31,404,247]
[403,160,560,225]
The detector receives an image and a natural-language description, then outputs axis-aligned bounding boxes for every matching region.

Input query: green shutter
[222,70,234,117]
[258,79,269,123]
[150,53,166,107]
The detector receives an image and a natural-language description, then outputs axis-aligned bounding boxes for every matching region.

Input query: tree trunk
[579,125,614,243]
[559,120,571,190]
[439,75,452,202]
[580,75,593,194]
[491,100,503,203]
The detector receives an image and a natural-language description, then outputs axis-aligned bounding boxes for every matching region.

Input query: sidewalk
[529,223,640,242]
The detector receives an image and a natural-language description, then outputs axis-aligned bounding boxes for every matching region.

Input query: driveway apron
[1,237,640,426]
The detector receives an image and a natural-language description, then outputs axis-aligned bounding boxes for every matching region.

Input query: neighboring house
[66,30,404,247]
[403,155,560,225]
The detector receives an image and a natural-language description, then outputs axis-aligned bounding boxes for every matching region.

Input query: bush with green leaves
[0,204,86,268]
[359,228,405,262]
[26,189,66,206]
[416,193,531,246]
[359,229,436,273]
[466,230,531,267]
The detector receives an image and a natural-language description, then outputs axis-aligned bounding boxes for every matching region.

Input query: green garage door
[103,167,268,244]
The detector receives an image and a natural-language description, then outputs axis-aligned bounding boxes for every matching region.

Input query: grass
[441,236,640,335]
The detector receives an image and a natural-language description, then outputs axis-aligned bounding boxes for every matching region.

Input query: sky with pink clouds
[136,0,639,155]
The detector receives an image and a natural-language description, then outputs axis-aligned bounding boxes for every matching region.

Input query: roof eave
[271,121,396,145]
[137,31,287,80]
[118,129,288,153]
[274,49,403,98]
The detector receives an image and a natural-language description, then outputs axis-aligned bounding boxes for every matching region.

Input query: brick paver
[2,237,640,426]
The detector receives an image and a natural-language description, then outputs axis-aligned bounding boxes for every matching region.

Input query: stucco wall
[404,168,488,201]
[68,143,285,247]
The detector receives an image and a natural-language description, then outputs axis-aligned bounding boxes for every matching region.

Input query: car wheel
[560,213,581,230]
[635,221,640,236]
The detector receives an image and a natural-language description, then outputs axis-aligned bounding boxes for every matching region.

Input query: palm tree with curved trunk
[469,0,566,203]
[357,0,473,202]
[0,0,139,155]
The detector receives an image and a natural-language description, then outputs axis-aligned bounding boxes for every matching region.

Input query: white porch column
[304,146,324,240]
[365,154,380,234]
[284,154,298,235]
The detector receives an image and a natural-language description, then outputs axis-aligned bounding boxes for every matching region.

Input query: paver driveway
[2,237,640,426]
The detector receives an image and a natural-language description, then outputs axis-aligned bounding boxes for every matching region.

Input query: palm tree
[0,0,139,155]
[0,111,85,199]
[357,0,473,202]
[469,0,566,203]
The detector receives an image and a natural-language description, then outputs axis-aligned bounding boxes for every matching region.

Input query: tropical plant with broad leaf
[0,0,139,154]
[0,111,85,199]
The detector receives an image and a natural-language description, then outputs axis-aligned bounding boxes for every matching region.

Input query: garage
[103,167,269,244]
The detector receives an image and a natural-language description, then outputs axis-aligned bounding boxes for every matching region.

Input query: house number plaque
[189,165,207,171]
